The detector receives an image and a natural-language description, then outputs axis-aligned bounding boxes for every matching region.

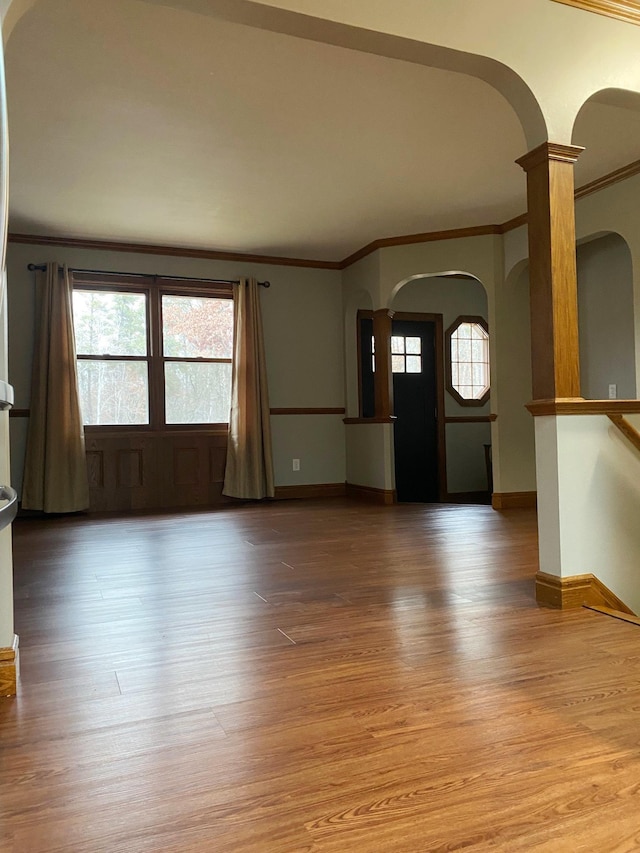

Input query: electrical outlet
[608,384,617,400]
[292,458,300,471]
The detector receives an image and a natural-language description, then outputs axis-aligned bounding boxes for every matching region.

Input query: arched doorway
[576,232,636,400]
[386,272,490,503]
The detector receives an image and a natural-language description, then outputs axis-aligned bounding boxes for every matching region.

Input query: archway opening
[385,271,491,503]
[577,231,636,400]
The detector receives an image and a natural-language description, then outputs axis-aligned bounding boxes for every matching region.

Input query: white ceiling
[5,0,640,262]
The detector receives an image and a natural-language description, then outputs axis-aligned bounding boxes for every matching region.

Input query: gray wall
[6,242,346,495]
[577,232,636,400]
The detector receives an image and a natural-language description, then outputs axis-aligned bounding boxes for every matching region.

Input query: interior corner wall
[576,232,636,401]
[6,242,346,497]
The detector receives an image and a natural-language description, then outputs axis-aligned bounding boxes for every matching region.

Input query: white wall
[345,423,395,491]
[537,413,640,614]
[6,241,346,495]
[577,232,636,400]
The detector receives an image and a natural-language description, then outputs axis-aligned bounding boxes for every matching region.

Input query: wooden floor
[2,499,640,852]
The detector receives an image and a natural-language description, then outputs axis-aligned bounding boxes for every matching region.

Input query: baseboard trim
[447,491,491,505]
[346,483,396,505]
[273,483,346,500]
[535,571,634,613]
[492,491,537,510]
[0,635,19,697]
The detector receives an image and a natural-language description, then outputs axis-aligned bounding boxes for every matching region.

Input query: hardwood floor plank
[4,501,640,850]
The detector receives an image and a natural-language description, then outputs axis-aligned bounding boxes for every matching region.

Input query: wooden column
[516,143,584,401]
[372,308,394,419]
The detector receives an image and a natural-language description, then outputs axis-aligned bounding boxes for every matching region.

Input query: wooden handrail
[608,413,640,454]
[585,605,640,626]
[527,398,640,416]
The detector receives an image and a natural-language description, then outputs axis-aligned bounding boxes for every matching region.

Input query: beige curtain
[223,277,274,499]
[22,263,89,512]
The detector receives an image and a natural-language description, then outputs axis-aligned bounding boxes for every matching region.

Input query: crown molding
[7,232,342,271]
[551,0,640,25]
[9,153,640,271]
[339,224,503,269]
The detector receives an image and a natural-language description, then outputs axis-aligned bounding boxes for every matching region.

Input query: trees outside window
[73,277,234,428]
[445,316,490,406]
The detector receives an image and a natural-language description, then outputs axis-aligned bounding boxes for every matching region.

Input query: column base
[0,635,19,697]
[535,572,633,613]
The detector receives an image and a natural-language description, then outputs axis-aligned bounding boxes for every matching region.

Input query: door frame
[357,309,447,501]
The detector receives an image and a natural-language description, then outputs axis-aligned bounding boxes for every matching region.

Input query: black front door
[392,319,439,502]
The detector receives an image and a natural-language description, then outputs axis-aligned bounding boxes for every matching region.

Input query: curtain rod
[26,264,271,288]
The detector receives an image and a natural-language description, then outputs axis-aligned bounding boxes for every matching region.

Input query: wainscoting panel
[85,431,229,512]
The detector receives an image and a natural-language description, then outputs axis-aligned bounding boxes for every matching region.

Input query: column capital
[516,142,585,172]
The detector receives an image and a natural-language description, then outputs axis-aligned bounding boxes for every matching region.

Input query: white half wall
[345,423,394,491]
[537,413,640,614]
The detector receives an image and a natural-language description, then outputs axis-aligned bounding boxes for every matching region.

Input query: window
[391,335,422,374]
[73,276,234,427]
[446,316,490,406]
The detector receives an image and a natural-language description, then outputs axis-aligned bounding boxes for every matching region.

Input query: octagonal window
[446,316,490,406]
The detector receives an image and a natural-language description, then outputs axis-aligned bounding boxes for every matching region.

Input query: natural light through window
[391,335,422,374]
[73,282,234,427]
[447,317,490,405]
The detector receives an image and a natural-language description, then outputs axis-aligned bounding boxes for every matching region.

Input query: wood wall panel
[86,451,104,488]
[173,447,199,487]
[209,446,227,484]
[117,449,144,489]
[85,431,229,512]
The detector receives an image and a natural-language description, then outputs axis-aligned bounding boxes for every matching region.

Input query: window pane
[391,336,405,354]
[162,296,234,358]
[73,290,147,356]
[77,361,149,425]
[391,354,405,373]
[406,337,421,354]
[459,363,472,385]
[406,355,421,373]
[473,363,488,386]
[457,338,471,362]
[165,362,232,423]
